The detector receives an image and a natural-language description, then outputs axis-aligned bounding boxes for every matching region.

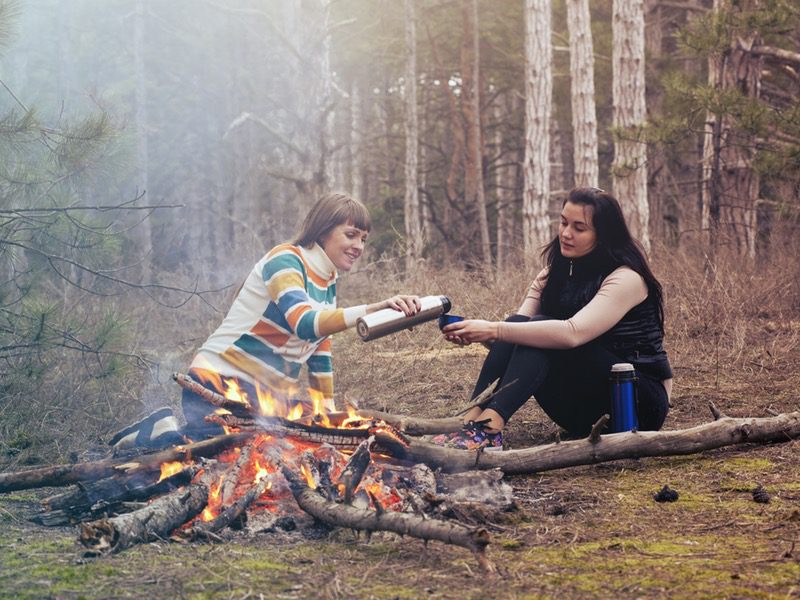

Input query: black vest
[541,257,673,381]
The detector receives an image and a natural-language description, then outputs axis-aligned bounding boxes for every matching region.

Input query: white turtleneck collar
[301,242,338,281]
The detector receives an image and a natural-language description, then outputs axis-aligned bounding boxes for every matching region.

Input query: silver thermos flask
[356,295,452,341]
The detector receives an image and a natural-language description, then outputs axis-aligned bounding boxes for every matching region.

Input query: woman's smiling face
[320,222,369,272]
[559,201,597,258]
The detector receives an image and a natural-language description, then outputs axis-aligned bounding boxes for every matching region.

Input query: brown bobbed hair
[293,193,372,248]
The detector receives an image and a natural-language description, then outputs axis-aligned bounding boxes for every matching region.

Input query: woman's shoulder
[601,266,648,297]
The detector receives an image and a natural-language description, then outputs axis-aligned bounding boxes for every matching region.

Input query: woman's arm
[516,268,548,318]
[444,267,648,347]
[264,249,363,340]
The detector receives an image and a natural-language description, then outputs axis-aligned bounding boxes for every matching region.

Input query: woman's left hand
[382,294,421,316]
[442,319,500,344]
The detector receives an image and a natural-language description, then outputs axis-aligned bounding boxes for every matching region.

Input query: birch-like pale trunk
[612,0,650,252]
[523,0,553,267]
[404,0,423,270]
[566,0,599,188]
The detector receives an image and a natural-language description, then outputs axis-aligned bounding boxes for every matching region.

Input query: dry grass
[1,246,799,599]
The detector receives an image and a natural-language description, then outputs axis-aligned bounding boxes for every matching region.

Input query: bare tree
[462,0,492,267]
[523,0,553,266]
[612,0,650,251]
[701,0,762,258]
[566,0,599,188]
[404,0,423,270]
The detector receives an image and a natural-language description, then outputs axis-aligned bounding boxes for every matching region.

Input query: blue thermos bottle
[610,363,638,433]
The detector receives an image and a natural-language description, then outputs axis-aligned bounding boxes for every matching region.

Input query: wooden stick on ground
[281,466,494,572]
[378,411,800,474]
[78,481,210,556]
[0,432,254,493]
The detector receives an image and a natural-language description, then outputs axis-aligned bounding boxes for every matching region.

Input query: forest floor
[1,304,799,599]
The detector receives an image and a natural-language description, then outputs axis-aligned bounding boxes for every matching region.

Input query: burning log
[338,437,373,504]
[179,477,271,542]
[280,466,494,572]
[79,481,210,556]
[0,432,253,494]
[31,466,198,527]
[389,411,800,474]
[172,372,253,417]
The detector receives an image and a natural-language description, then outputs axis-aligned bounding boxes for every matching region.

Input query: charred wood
[0,432,253,493]
[31,467,198,527]
[281,466,494,572]
[338,437,373,504]
[78,481,209,556]
[172,372,253,418]
[179,478,270,541]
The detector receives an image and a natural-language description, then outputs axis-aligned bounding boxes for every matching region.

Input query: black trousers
[472,315,669,436]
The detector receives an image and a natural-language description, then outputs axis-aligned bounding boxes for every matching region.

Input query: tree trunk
[493,93,519,271]
[133,0,153,278]
[566,0,600,189]
[701,0,762,259]
[462,0,492,267]
[523,0,553,267]
[404,0,423,270]
[612,0,650,251]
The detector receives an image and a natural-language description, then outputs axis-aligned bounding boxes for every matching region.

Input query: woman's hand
[442,319,500,344]
[369,294,421,316]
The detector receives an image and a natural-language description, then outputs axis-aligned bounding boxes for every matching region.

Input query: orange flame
[157,461,183,482]
[200,474,226,522]
[300,464,317,489]
[341,404,367,428]
[287,403,304,421]
[256,383,278,417]
[223,378,248,405]
[309,388,331,428]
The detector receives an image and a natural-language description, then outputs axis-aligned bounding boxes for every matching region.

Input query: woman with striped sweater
[112,193,419,448]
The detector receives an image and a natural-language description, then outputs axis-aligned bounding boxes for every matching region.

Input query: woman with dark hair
[112,193,420,449]
[434,187,672,451]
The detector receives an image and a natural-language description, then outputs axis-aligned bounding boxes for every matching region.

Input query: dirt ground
[1,323,799,599]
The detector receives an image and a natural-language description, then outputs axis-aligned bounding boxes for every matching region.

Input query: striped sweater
[191,243,367,410]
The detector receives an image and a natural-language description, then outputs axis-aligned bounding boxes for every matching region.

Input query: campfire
[36,373,504,569]
[0,372,797,574]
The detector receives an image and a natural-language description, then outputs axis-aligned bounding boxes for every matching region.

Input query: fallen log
[281,466,494,572]
[383,410,800,474]
[0,432,254,493]
[31,466,199,527]
[79,481,209,556]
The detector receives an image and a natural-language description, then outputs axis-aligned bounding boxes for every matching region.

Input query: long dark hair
[540,187,666,330]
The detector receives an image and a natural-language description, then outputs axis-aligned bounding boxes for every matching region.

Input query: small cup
[438,314,464,331]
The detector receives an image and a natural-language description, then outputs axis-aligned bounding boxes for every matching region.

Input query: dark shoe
[430,420,503,452]
[109,407,183,450]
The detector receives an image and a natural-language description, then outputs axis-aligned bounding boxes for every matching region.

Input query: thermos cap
[610,362,635,373]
